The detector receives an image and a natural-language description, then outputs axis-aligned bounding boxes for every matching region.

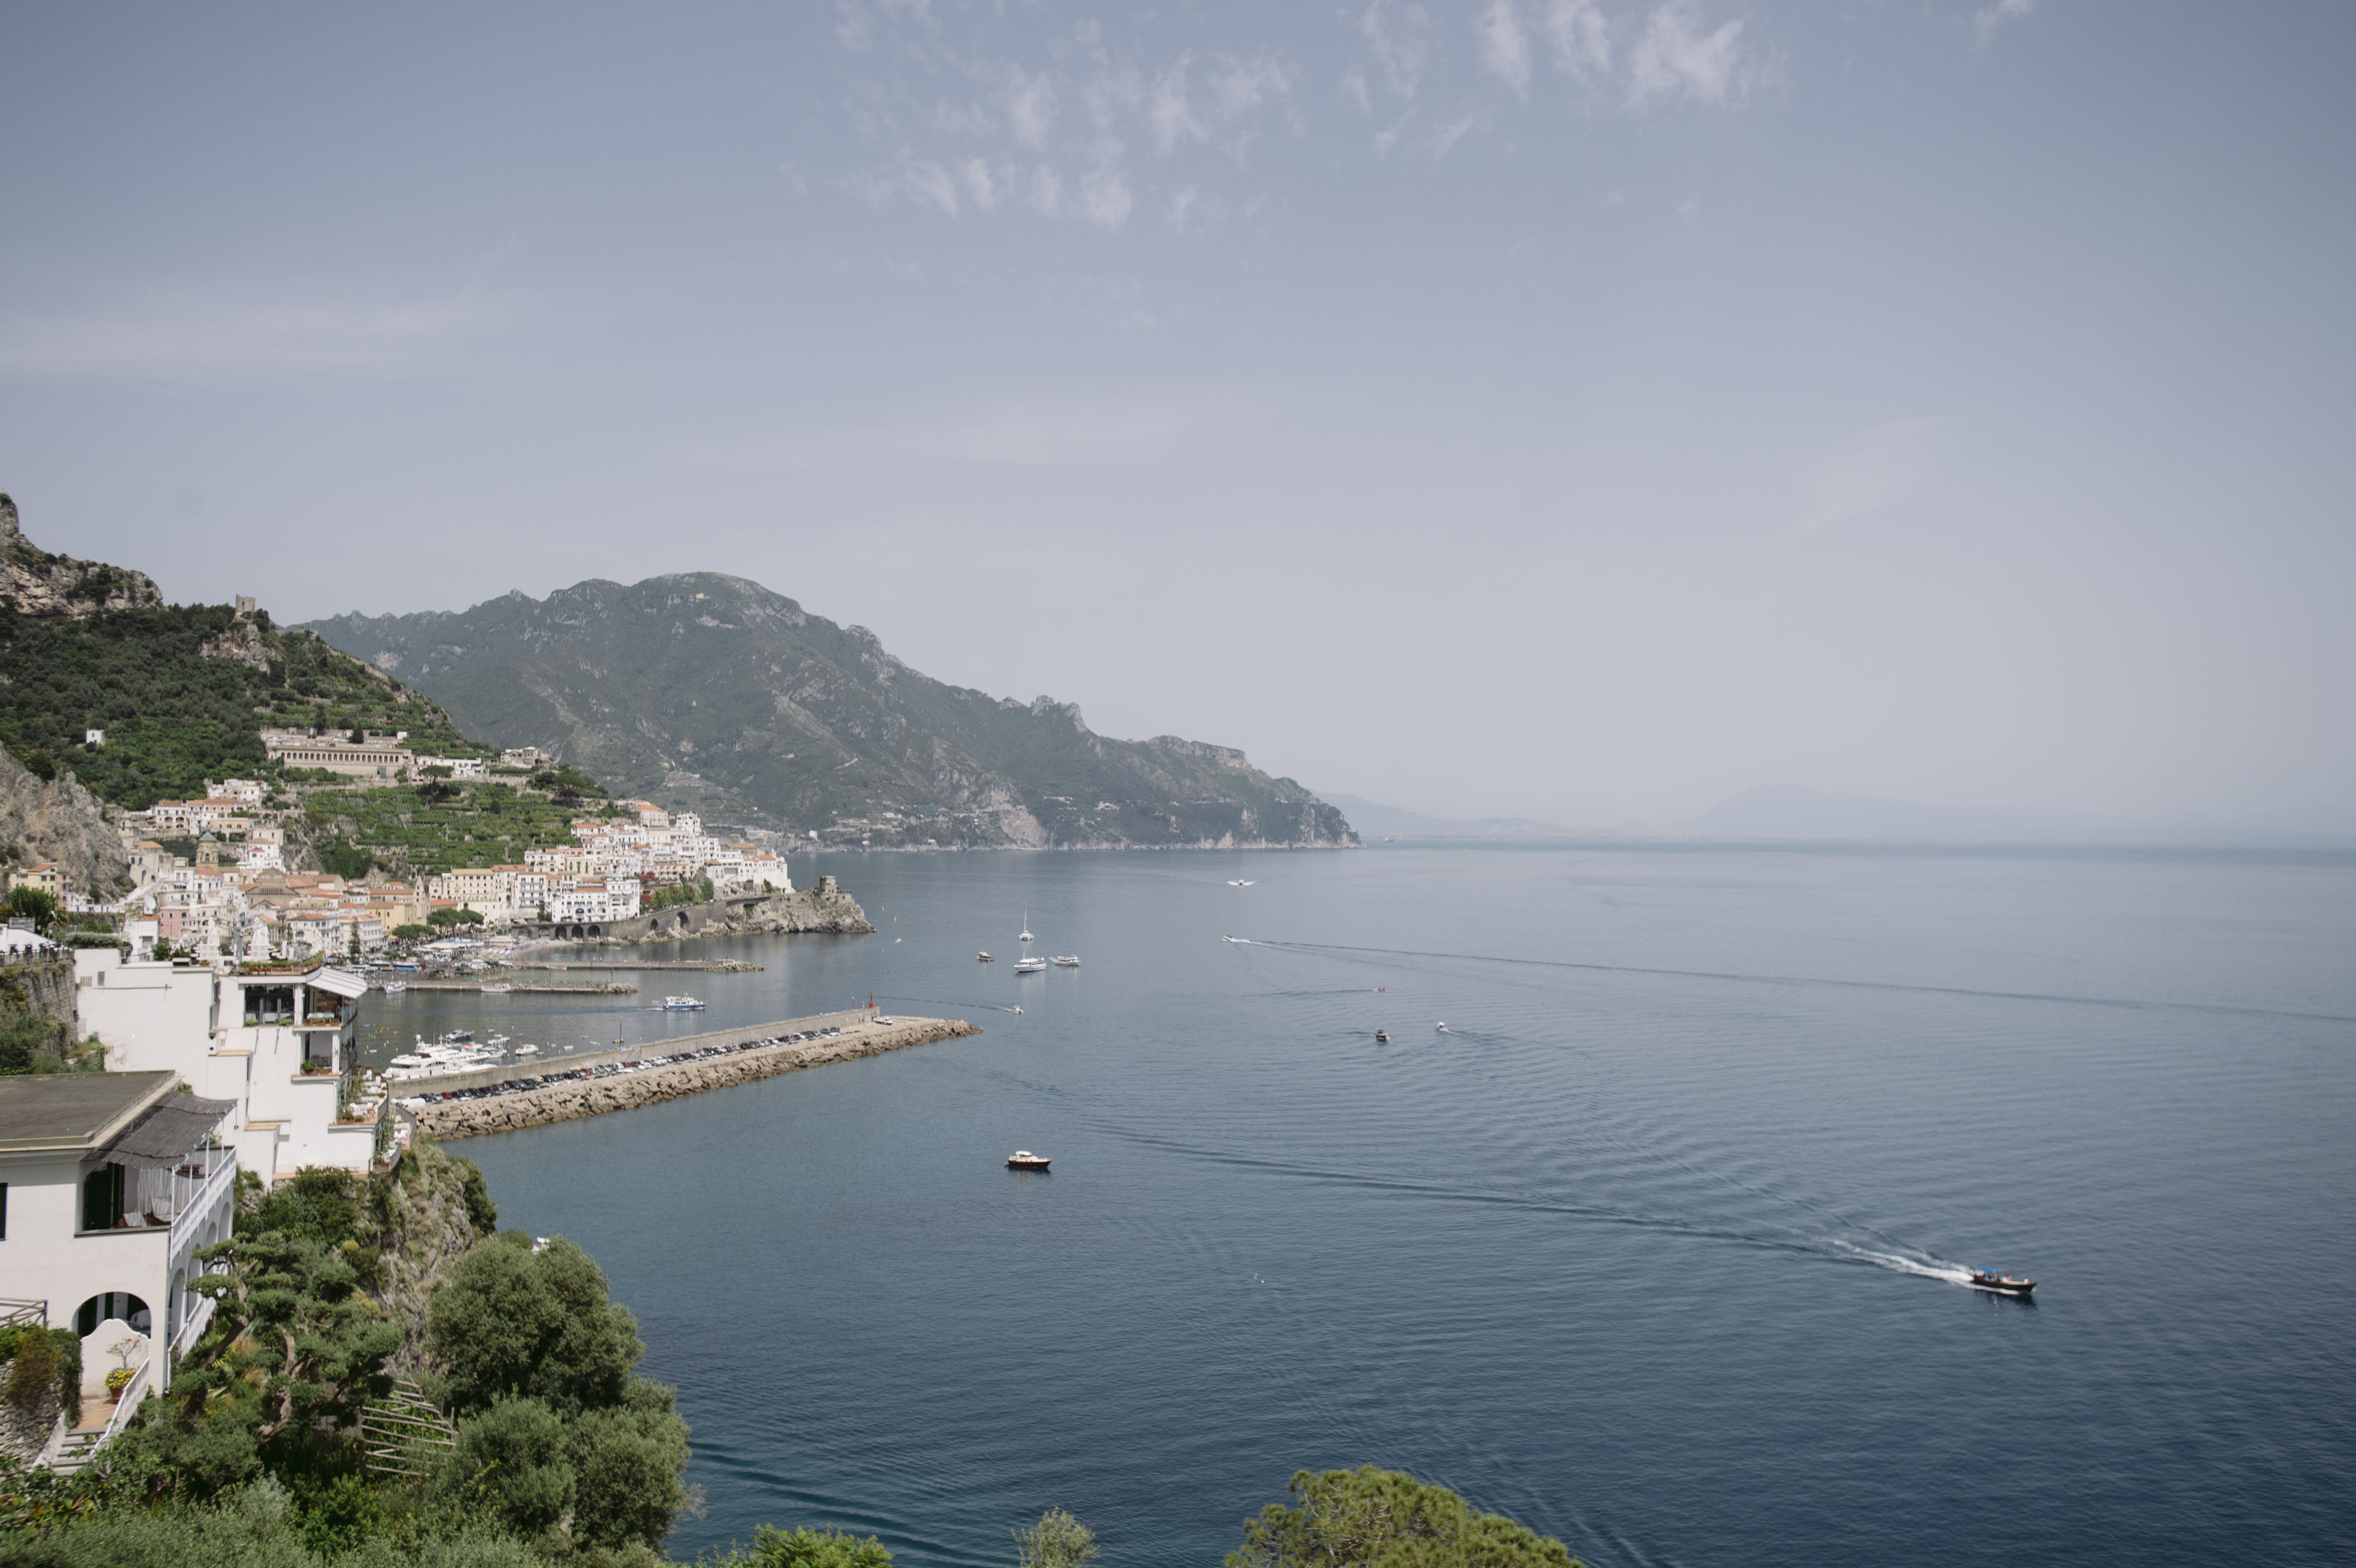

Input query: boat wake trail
[1098,1123,1976,1288]
[1826,1241,1973,1287]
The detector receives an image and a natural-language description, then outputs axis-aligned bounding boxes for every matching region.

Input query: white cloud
[1975,0,2035,47]
[1477,1,1532,98]
[1166,184,1203,231]
[1151,54,1206,153]
[1354,1,1433,104]
[1429,112,1481,160]
[1080,163,1134,229]
[1627,0,1750,108]
[1341,69,1373,114]
[1028,163,1066,218]
[1676,191,1701,224]
[1544,0,1612,79]
[1005,66,1056,150]
[961,158,997,210]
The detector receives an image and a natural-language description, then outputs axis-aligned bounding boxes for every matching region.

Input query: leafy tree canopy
[711,1525,895,1568]
[1228,1468,1582,1568]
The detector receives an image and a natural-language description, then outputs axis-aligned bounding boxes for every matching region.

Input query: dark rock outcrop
[0,495,162,618]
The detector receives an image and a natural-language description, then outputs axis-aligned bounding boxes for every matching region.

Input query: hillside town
[4,732,794,964]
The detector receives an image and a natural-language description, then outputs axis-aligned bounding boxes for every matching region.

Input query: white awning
[308,966,368,999]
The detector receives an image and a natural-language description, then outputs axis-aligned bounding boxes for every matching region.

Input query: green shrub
[1228,1467,1582,1568]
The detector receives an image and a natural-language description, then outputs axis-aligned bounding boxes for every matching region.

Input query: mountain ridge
[304,572,1357,851]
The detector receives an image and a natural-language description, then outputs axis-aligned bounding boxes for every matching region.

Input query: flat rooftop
[0,1072,176,1152]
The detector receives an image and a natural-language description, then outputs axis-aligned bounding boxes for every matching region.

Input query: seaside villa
[0,1072,240,1464]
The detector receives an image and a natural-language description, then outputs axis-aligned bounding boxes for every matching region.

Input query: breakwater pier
[405,1010,980,1140]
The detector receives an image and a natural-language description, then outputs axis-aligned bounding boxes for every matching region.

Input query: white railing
[170,1290,217,1362]
[166,1148,239,1263]
[90,1358,151,1452]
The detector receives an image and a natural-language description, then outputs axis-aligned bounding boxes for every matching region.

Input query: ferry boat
[1013,956,1047,973]
[1968,1269,2036,1297]
[663,995,706,1011]
[1006,1150,1051,1171]
[1051,955,1080,967]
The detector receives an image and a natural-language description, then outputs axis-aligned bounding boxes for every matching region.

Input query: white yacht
[663,995,706,1010]
[1051,955,1080,967]
[1013,956,1047,973]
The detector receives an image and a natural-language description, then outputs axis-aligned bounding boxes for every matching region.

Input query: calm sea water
[396,844,2356,1568]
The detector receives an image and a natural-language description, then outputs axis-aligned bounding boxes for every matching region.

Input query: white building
[74,954,380,1184]
[413,755,487,780]
[0,1072,241,1451]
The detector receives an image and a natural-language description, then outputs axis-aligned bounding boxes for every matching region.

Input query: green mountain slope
[303,574,1357,849]
[0,501,485,812]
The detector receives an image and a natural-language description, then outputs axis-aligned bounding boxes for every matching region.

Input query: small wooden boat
[1968,1269,2035,1297]
[1006,1150,1051,1170]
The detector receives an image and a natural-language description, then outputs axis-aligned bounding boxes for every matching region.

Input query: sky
[2,2,2351,831]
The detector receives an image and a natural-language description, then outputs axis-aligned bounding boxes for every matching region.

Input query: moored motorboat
[1374,1029,1388,1042]
[1051,955,1080,966]
[1013,956,1047,973]
[1968,1269,2035,1297]
[1006,1150,1051,1170]
[382,980,407,995]
[978,951,995,962]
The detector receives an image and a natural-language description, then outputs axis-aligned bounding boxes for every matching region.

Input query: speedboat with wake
[1968,1269,2035,1297]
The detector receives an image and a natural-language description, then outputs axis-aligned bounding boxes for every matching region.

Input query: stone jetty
[410,1011,980,1139]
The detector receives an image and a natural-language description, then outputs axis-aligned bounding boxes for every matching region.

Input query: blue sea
[373,843,2356,1568]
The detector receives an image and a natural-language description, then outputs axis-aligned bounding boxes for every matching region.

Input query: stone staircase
[47,1426,105,1475]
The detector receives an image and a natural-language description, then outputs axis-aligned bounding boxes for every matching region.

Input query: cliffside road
[412,1012,980,1139]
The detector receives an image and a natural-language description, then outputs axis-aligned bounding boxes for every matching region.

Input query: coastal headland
[409,1009,978,1139]
[511,878,875,944]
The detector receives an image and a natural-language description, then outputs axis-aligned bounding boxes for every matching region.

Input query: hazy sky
[3,3,2350,829]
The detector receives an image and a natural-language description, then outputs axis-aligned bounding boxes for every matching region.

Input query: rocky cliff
[0,749,129,894]
[0,495,161,618]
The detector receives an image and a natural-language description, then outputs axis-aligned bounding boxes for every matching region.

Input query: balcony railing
[165,1146,239,1261]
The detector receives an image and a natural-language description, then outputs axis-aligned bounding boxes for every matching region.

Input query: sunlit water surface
[410,844,2356,1568]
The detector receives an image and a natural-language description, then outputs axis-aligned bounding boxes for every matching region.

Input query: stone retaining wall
[414,1015,980,1139]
